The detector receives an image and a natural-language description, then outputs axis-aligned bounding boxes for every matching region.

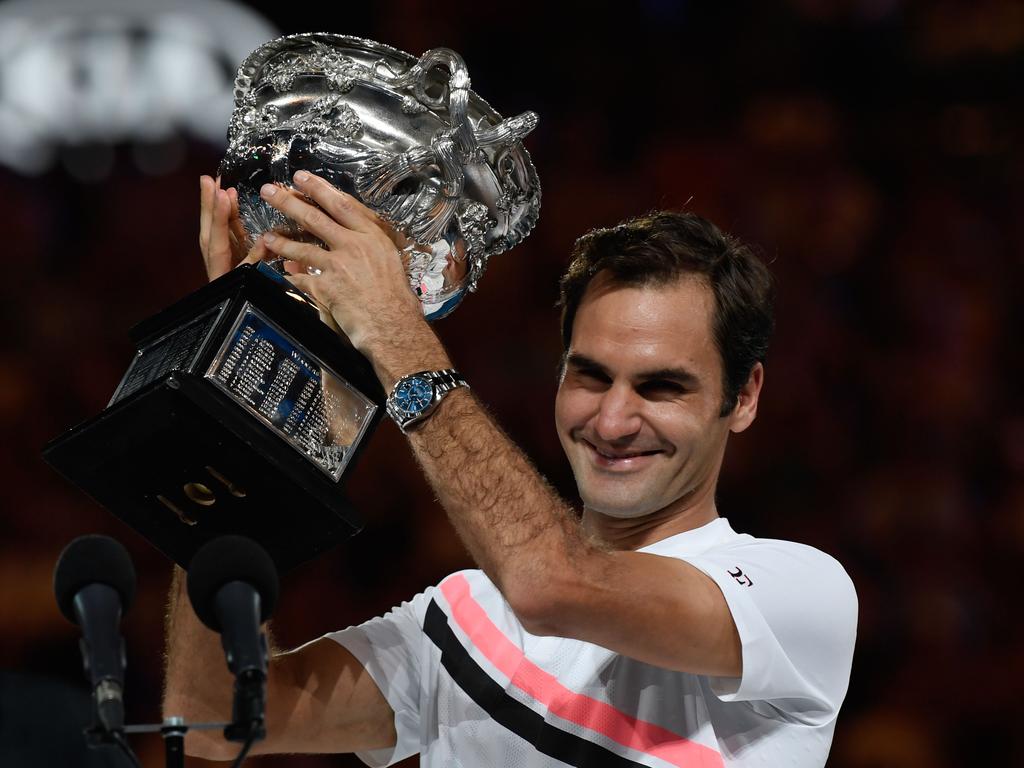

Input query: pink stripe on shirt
[440,573,724,768]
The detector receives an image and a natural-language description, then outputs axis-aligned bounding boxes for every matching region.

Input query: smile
[582,440,662,469]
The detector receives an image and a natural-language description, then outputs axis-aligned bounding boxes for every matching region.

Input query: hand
[198,175,271,282]
[258,171,436,374]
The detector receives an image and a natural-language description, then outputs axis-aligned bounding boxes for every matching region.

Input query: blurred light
[917,1,1024,60]
[743,95,841,152]
[0,0,279,178]
[786,0,902,22]
[938,103,1008,157]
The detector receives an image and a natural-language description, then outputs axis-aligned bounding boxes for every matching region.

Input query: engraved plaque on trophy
[43,34,540,570]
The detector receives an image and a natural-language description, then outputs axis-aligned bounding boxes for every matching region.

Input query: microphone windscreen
[187,535,279,632]
[53,535,137,624]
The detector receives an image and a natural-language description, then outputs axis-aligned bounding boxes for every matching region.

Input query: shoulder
[683,530,858,711]
[718,535,856,601]
[683,531,858,638]
[686,527,854,589]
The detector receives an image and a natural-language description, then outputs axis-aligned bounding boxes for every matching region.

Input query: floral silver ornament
[219,33,541,320]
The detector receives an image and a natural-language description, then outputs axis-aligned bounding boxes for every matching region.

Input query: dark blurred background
[1,0,1021,766]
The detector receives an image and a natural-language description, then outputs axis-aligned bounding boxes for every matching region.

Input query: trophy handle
[378,48,474,154]
[356,50,471,244]
[360,49,538,247]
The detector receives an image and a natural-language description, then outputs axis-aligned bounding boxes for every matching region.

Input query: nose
[592,382,643,442]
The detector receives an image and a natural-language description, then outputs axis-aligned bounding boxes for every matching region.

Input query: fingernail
[293,170,309,183]
[261,183,277,197]
[263,232,276,243]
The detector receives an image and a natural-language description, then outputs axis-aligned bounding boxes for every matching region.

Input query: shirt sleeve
[683,540,858,723]
[325,586,436,767]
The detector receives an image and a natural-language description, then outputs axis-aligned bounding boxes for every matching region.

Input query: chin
[579,492,656,520]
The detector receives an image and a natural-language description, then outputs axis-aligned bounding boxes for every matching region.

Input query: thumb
[239,237,270,267]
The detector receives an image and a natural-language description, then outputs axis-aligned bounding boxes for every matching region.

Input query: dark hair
[557,210,775,416]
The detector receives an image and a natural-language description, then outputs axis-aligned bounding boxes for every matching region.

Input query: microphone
[53,535,137,735]
[186,535,279,743]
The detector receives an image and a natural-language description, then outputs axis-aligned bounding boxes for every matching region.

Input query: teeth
[585,440,657,460]
[598,449,645,459]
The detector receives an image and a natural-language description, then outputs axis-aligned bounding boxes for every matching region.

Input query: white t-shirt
[328,517,857,767]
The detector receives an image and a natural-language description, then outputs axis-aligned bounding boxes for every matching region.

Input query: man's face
[555,273,740,520]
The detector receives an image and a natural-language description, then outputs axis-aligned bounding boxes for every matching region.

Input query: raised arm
[259,172,744,678]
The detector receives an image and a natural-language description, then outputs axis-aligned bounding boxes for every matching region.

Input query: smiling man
[164,176,858,767]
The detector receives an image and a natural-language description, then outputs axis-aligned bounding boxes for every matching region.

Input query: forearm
[163,566,238,758]
[367,322,595,613]
[409,389,595,615]
[164,569,397,758]
[163,568,295,758]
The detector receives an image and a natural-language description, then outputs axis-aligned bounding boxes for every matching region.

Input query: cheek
[650,406,713,458]
[553,388,572,436]
[554,385,592,436]
[671,417,729,471]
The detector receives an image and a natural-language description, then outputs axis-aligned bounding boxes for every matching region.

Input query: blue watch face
[395,376,434,416]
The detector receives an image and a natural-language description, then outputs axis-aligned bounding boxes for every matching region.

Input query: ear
[728,362,764,434]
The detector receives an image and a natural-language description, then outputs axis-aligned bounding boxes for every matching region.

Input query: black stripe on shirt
[423,599,653,768]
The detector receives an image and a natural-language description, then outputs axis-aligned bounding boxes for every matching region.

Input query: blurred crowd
[1,1,1021,766]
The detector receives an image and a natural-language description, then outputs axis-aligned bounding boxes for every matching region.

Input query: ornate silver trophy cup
[43,34,540,569]
[222,33,540,319]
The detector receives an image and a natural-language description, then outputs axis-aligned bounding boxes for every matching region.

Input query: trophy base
[43,265,386,570]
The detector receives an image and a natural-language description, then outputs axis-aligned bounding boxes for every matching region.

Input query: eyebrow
[564,353,700,388]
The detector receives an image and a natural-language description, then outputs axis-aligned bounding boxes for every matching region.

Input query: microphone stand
[224,668,267,743]
[156,717,188,768]
[98,715,258,768]
[105,718,229,768]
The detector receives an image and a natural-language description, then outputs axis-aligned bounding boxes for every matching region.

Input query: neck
[581,485,720,551]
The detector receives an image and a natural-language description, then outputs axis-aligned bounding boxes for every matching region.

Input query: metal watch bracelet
[387,368,469,432]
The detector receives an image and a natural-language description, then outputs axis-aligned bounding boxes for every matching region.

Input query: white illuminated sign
[0,0,278,176]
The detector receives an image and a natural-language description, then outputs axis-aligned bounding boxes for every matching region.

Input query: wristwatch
[386,369,469,433]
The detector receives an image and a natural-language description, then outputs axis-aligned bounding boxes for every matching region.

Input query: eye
[637,380,686,398]
[569,367,611,389]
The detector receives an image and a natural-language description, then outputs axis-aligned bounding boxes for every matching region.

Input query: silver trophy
[219,32,541,320]
[43,34,542,569]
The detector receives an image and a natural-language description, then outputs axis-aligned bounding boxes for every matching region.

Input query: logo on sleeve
[727,566,753,587]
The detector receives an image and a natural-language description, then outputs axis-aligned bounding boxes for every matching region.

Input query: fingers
[290,171,382,237]
[200,175,246,282]
[204,187,234,281]
[199,175,214,263]
[227,187,250,252]
[261,182,355,249]
[238,234,271,267]
[258,173,404,253]
[263,172,401,247]
[291,171,412,251]
[262,232,331,272]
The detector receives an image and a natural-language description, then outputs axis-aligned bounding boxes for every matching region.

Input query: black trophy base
[43,264,386,571]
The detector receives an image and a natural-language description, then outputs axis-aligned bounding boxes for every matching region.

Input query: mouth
[582,439,662,469]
